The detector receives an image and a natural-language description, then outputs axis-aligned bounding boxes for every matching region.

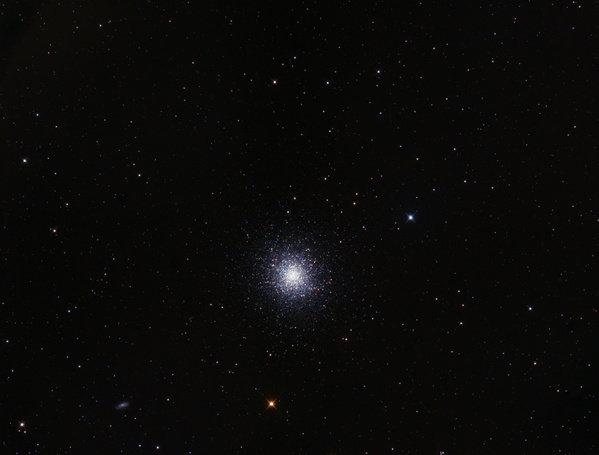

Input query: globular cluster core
[272,255,315,298]
[283,266,302,285]
[265,244,331,304]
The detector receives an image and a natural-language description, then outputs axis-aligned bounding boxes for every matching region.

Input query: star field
[1,1,598,454]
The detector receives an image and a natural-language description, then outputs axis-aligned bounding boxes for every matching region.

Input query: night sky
[2,1,598,454]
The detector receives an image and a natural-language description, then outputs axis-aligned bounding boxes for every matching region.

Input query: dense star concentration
[2,1,599,454]
[272,251,313,297]
[236,224,343,332]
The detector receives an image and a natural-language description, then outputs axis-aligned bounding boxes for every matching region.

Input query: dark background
[1,1,598,454]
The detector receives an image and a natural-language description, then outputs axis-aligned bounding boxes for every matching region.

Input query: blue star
[405,210,418,223]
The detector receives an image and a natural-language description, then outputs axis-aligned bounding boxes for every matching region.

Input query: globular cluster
[239,228,340,328]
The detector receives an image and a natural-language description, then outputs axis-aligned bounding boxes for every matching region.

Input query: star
[405,210,418,222]
[268,400,276,408]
